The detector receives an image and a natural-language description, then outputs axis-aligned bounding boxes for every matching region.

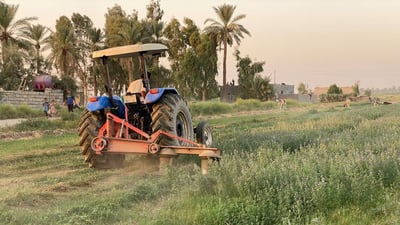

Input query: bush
[319,94,353,103]
[60,109,81,121]
[190,101,233,117]
[13,118,65,131]
[234,98,263,111]
[190,99,280,117]
[0,104,42,119]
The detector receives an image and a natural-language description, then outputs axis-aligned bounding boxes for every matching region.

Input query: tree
[163,18,186,90]
[0,44,26,90]
[118,18,146,83]
[104,4,128,48]
[48,16,78,78]
[364,88,372,97]
[195,34,219,100]
[235,49,272,101]
[71,13,96,104]
[144,0,164,43]
[352,81,360,96]
[22,24,50,74]
[0,2,36,90]
[0,2,36,64]
[104,5,145,87]
[180,32,218,101]
[327,84,342,94]
[145,0,164,21]
[204,4,250,101]
[143,0,165,88]
[297,82,308,94]
[163,17,218,100]
[87,27,104,96]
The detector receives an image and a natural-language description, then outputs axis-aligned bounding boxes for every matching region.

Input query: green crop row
[149,103,400,225]
[0,99,399,224]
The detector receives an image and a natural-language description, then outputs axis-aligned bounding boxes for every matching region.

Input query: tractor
[78,43,220,174]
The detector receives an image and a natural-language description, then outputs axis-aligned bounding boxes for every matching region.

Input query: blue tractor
[78,43,219,173]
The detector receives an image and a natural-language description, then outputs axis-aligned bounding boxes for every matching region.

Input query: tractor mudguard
[86,95,125,118]
[145,88,179,104]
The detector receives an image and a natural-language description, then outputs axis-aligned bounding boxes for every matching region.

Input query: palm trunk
[1,41,6,64]
[222,41,227,101]
[202,87,206,101]
[78,67,88,106]
[202,76,206,101]
[83,82,88,106]
[128,58,134,84]
[36,46,40,73]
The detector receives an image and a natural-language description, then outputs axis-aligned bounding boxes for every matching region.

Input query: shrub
[0,104,42,119]
[234,98,263,111]
[14,118,64,131]
[0,104,17,119]
[189,101,233,116]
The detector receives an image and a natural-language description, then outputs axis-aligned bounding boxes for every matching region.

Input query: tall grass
[189,98,292,117]
[149,103,400,225]
[0,104,43,119]
[0,99,399,224]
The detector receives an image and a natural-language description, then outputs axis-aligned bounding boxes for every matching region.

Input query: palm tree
[0,2,36,64]
[145,20,164,43]
[113,19,146,83]
[204,4,250,101]
[22,24,50,73]
[48,16,78,77]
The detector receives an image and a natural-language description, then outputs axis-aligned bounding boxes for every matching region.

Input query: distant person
[65,91,75,112]
[49,99,57,117]
[278,98,287,110]
[43,98,50,118]
[344,97,351,108]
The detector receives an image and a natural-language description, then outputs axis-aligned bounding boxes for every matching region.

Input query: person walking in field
[278,98,287,110]
[43,98,50,118]
[65,91,75,112]
[49,99,57,117]
[344,97,351,108]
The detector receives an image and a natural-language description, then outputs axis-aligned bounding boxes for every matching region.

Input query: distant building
[273,83,295,96]
[225,84,239,103]
[313,86,353,95]
[272,83,317,103]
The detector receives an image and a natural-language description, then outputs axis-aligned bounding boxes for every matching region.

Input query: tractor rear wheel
[151,93,194,146]
[78,109,125,168]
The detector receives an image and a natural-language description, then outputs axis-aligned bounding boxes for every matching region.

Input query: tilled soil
[0,129,67,141]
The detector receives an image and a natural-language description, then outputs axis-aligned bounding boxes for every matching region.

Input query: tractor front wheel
[196,121,213,147]
[78,109,125,168]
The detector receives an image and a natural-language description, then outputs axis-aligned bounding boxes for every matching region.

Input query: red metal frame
[94,112,220,158]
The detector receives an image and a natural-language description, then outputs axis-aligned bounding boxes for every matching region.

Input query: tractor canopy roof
[92,43,168,59]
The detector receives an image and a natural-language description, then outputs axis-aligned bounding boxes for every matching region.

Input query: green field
[0,100,399,225]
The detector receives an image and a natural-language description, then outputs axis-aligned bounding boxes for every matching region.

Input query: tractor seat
[125,92,143,104]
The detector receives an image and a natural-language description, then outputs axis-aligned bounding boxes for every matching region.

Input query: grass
[0,98,399,224]
[189,98,304,117]
[0,104,43,119]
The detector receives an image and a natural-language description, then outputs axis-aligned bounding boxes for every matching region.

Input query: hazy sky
[6,0,400,90]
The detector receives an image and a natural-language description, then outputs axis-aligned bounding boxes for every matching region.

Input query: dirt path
[0,118,27,128]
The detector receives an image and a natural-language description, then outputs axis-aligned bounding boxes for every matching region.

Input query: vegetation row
[0,100,399,224]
